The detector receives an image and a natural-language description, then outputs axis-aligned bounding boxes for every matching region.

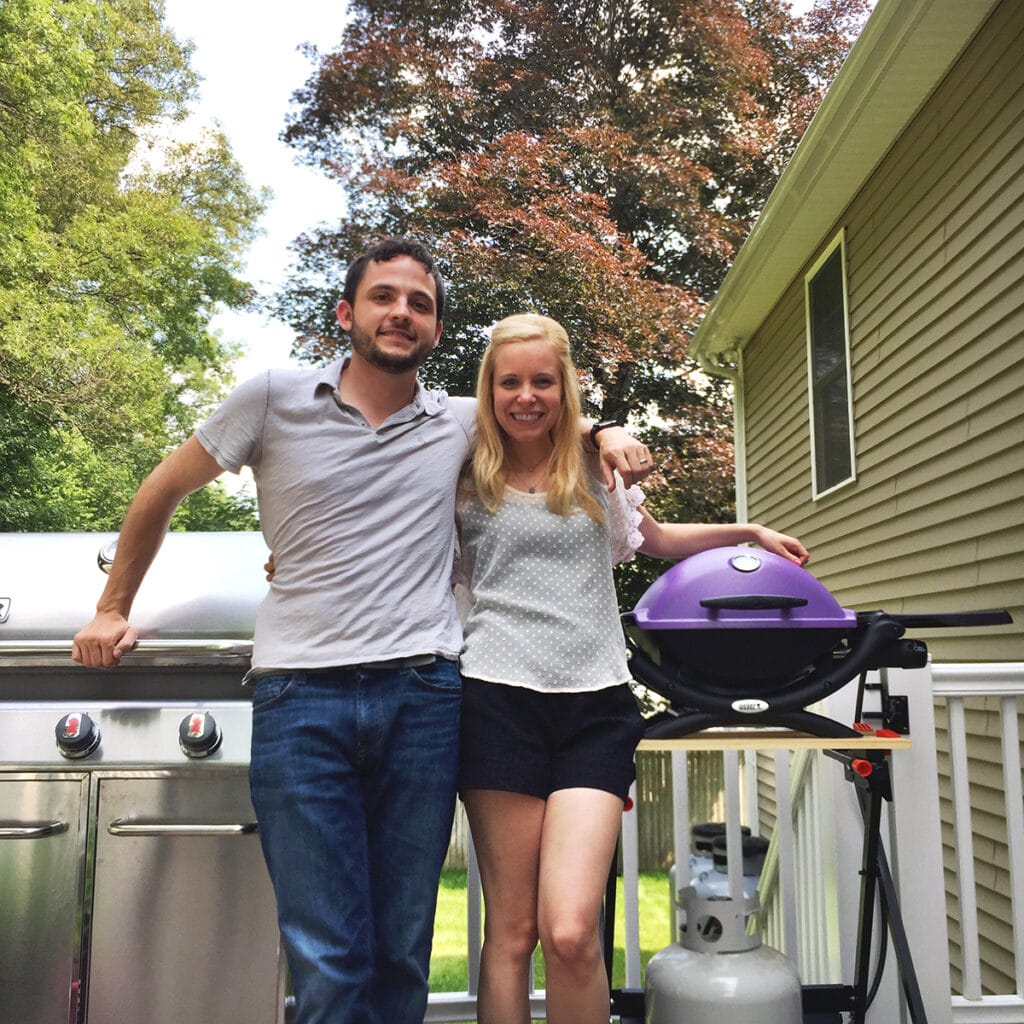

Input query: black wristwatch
[589,419,621,449]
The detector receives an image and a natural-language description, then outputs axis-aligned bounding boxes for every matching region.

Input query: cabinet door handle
[107,819,258,836]
[0,820,69,839]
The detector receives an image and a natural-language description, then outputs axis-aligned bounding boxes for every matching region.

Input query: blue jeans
[248,660,461,1024]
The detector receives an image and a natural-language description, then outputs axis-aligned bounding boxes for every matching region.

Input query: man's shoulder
[266,361,339,388]
[233,361,340,405]
[427,392,476,431]
[438,393,477,412]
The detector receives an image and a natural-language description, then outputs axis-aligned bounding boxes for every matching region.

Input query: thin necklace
[508,453,550,494]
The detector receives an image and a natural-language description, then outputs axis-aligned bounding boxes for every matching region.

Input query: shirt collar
[314,353,446,417]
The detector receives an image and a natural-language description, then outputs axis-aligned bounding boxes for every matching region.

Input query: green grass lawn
[429,868,673,997]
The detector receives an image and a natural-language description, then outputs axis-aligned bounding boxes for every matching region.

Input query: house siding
[742,0,1023,660]
[739,0,1023,994]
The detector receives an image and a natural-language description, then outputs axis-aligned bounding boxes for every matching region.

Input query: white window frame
[804,230,856,499]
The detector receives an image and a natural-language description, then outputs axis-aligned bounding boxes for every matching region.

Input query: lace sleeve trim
[608,477,645,564]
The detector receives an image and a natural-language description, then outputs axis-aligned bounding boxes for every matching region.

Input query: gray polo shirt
[195,358,476,673]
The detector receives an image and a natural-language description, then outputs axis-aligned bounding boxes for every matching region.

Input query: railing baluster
[775,749,800,966]
[466,833,481,996]
[1001,695,1024,998]
[948,695,983,1001]
[621,779,642,989]
[671,749,689,944]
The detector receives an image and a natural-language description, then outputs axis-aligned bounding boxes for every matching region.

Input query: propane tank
[646,889,802,1024]
[689,822,751,882]
[669,823,752,942]
[691,834,769,901]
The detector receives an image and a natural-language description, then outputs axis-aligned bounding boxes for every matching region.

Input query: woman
[457,313,807,1024]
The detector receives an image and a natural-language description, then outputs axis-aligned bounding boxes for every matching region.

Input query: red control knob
[179,711,222,759]
[56,712,101,759]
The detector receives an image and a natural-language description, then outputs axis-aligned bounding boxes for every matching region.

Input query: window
[805,232,855,496]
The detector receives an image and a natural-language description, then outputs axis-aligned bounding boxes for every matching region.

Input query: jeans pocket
[251,672,300,712]
[408,659,462,694]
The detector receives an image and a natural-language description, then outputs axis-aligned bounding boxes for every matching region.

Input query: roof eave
[690,0,1001,375]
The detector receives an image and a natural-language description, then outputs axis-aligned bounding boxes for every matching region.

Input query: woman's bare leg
[463,789,546,1024]
[537,788,625,1024]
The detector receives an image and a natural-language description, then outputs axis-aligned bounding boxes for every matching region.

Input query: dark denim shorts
[458,677,645,801]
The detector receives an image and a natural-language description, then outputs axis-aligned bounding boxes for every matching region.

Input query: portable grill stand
[603,678,928,1024]
[601,548,1010,1022]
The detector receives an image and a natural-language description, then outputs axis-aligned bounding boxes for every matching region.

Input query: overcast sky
[162,0,349,381]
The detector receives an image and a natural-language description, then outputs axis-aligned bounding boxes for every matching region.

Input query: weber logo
[732,698,769,714]
[0,598,9,623]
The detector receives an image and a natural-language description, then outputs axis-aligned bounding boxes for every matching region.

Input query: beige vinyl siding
[742,0,1024,664]
[740,0,1023,994]
[754,749,781,837]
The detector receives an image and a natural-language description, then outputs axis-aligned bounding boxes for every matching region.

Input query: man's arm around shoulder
[72,437,225,669]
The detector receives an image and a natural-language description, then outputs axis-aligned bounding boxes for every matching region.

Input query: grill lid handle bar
[699,594,810,610]
[0,638,254,669]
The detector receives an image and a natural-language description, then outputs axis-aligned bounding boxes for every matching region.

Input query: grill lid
[0,531,269,644]
[630,546,857,631]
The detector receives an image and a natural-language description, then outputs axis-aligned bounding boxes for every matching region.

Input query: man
[72,237,652,1024]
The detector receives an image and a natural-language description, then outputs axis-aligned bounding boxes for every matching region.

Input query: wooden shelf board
[639,731,912,751]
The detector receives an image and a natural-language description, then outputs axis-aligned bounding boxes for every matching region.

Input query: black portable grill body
[622,546,1012,739]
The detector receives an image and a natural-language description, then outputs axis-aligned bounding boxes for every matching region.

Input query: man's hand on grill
[72,612,139,669]
[751,526,810,567]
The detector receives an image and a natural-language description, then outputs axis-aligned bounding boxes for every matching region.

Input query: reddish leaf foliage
[273,0,870,538]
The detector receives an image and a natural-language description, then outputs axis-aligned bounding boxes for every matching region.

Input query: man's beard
[349,323,433,374]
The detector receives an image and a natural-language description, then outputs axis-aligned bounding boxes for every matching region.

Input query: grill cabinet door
[86,772,283,1024]
[0,773,90,1024]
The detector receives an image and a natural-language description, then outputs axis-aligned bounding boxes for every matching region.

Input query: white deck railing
[932,663,1024,1024]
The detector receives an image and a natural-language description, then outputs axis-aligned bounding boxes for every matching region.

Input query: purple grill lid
[631,546,857,631]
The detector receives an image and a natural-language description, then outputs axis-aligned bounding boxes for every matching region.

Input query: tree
[0,0,265,531]
[273,0,867,596]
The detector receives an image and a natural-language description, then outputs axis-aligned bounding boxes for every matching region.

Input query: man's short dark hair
[343,238,445,323]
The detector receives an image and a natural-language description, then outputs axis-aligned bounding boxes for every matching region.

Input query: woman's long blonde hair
[469,313,603,522]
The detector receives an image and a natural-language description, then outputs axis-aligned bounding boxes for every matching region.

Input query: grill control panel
[0,703,252,768]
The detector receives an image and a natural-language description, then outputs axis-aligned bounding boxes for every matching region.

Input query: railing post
[886,664,954,1024]
[826,664,953,1023]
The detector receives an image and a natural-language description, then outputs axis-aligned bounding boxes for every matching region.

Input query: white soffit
[690,0,1001,367]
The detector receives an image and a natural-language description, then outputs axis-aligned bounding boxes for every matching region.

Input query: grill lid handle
[699,595,810,611]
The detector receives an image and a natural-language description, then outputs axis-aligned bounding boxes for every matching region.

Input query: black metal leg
[849,767,930,1024]
[852,783,884,1023]
[874,838,929,1022]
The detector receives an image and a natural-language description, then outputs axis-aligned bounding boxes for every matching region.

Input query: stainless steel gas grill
[0,532,285,1024]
